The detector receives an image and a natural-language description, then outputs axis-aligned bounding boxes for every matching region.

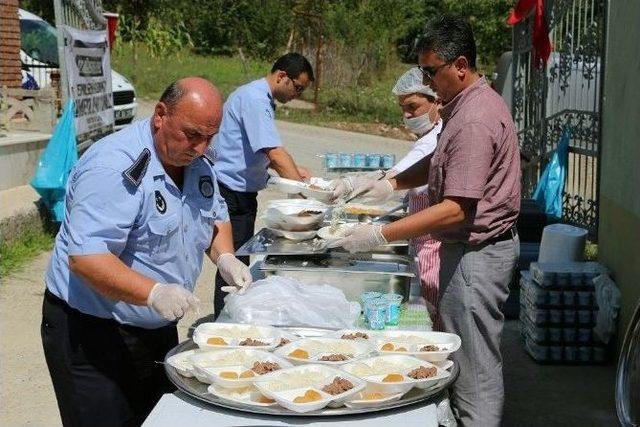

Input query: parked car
[19,8,137,129]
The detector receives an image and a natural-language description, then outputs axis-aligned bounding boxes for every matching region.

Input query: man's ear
[454,56,470,77]
[275,70,287,83]
[153,102,168,128]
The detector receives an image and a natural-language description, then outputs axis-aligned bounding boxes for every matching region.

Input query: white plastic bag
[222,276,361,329]
[593,273,621,344]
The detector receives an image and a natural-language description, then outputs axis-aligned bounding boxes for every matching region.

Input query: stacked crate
[519,262,609,364]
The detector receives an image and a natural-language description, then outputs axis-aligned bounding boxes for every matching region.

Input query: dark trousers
[41,289,177,427]
[214,181,258,319]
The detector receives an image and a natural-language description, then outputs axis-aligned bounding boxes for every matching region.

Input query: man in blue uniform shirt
[212,52,314,316]
[41,77,252,427]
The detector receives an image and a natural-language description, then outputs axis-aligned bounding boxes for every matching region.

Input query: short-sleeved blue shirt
[213,78,281,192]
[45,118,229,329]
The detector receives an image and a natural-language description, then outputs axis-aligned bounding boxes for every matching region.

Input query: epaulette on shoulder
[203,149,216,166]
[122,148,151,186]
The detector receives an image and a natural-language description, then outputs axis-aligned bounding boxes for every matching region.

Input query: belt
[484,226,518,245]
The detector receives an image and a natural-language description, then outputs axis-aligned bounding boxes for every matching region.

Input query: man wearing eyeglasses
[331,15,520,427]
[211,53,314,317]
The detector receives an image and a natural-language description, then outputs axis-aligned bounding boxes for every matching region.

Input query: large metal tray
[164,327,458,417]
[237,228,407,257]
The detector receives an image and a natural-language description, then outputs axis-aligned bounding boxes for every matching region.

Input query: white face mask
[403,103,436,136]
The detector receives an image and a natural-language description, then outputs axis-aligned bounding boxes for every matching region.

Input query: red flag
[507,0,552,68]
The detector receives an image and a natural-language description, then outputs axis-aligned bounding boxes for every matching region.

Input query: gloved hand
[329,171,386,202]
[147,283,200,321]
[217,253,253,294]
[355,179,395,204]
[331,224,388,253]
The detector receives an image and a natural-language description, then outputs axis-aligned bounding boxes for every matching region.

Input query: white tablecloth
[143,391,438,427]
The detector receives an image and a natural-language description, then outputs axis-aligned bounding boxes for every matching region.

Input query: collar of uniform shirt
[440,77,488,124]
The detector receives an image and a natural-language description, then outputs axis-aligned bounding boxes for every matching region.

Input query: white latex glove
[331,224,388,253]
[329,171,386,202]
[147,283,200,322]
[355,179,395,204]
[217,253,253,294]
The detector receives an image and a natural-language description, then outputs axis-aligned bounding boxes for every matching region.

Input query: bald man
[41,77,251,426]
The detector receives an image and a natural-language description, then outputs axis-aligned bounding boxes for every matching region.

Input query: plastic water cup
[353,153,367,168]
[325,153,339,169]
[365,153,381,169]
[384,293,403,325]
[339,153,353,168]
[367,298,387,330]
[381,154,395,169]
[361,292,382,324]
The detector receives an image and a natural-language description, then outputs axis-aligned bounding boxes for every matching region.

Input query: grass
[0,227,55,278]
[111,44,407,128]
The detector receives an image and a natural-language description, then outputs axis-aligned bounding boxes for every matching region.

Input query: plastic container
[353,153,367,168]
[550,346,563,361]
[549,309,562,324]
[325,153,340,169]
[274,337,374,366]
[374,330,461,363]
[563,309,576,324]
[254,364,366,414]
[578,310,592,325]
[381,154,395,169]
[548,290,562,306]
[563,328,577,342]
[366,153,381,168]
[577,291,592,307]
[578,346,592,362]
[563,291,576,306]
[564,346,577,361]
[342,355,450,395]
[577,328,592,342]
[384,293,403,326]
[367,299,388,330]
[340,153,353,168]
[549,328,562,343]
[361,292,382,324]
[570,272,583,286]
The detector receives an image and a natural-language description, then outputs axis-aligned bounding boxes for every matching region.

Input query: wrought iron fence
[512,0,606,239]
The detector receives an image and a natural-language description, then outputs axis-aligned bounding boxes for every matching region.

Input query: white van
[19,8,137,129]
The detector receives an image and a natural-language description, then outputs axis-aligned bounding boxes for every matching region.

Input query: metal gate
[512,0,606,239]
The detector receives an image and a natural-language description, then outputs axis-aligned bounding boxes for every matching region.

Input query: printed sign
[62,26,114,142]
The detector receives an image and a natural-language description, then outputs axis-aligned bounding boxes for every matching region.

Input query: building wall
[599,0,640,348]
[0,0,21,89]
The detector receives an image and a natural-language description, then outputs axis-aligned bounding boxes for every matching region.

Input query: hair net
[391,67,437,98]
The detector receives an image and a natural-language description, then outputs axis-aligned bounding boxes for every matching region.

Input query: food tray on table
[164,326,459,417]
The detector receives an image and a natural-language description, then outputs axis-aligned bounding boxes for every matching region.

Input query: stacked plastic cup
[361,291,382,324]
[367,299,388,330]
[384,293,403,326]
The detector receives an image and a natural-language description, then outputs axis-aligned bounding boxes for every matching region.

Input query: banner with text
[62,26,114,142]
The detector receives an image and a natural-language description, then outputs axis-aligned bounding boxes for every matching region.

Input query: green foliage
[440,0,514,69]
[0,227,55,278]
[111,43,269,99]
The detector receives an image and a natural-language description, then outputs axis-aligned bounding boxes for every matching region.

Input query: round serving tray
[164,327,459,417]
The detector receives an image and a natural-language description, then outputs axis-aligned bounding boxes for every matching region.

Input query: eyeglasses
[417,62,451,82]
[286,74,306,94]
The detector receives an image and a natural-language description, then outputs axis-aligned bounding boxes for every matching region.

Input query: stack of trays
[519,263,610,364]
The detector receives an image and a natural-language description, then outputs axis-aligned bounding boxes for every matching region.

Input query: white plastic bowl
[253,364,366,413]
[274,337,374,366]
[374,331,461,362]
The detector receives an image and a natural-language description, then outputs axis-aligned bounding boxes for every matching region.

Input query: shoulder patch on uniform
[122,148,151,187]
